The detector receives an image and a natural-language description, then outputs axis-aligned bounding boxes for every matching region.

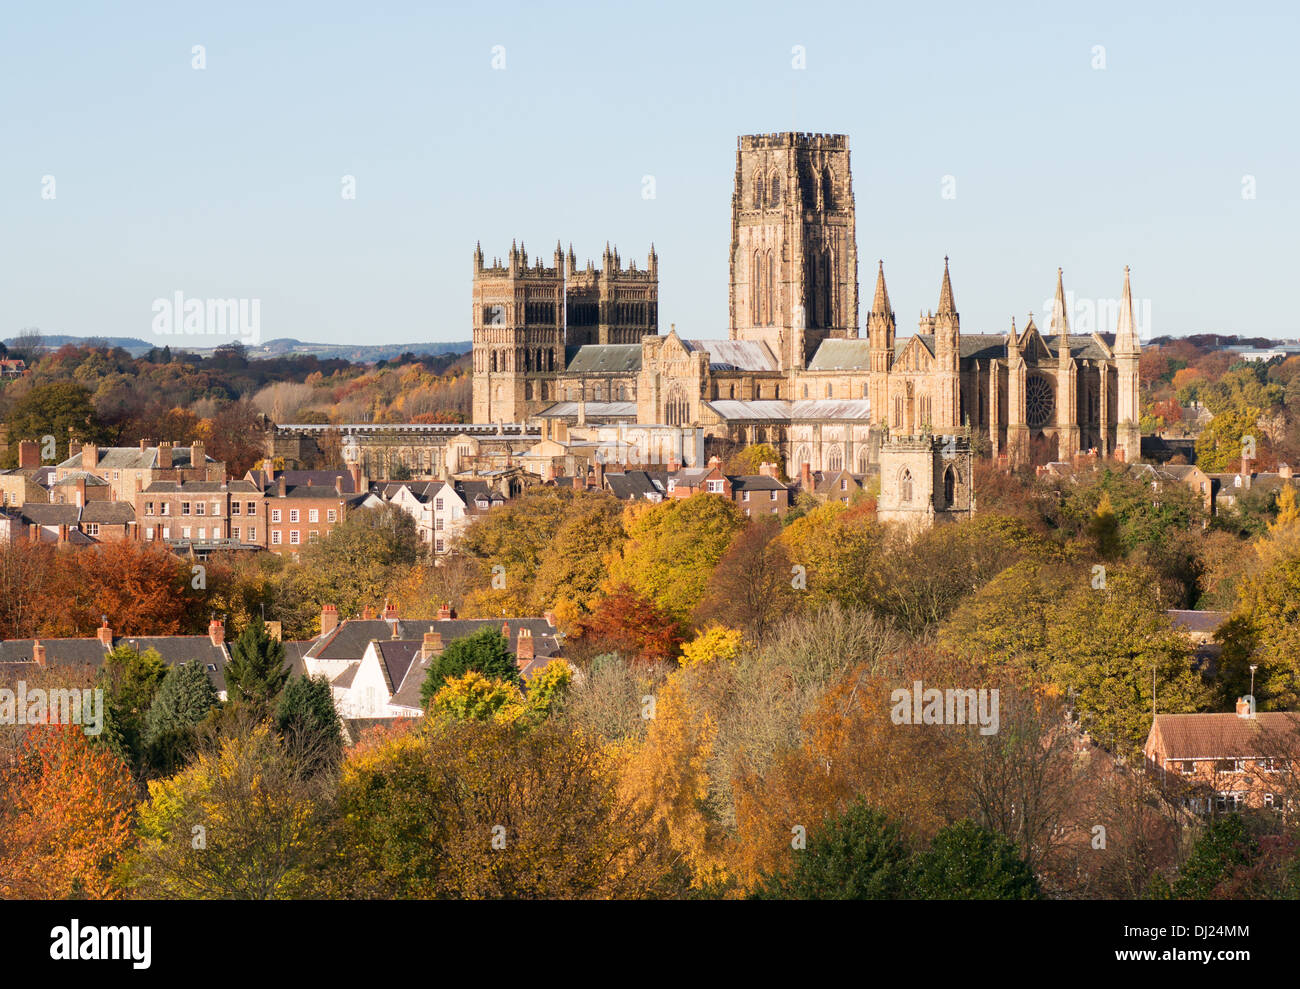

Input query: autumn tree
[295,503,419,619]
[693,515,797,641]
[725,443,787,481]
[0,726,137,899]
[132,724,336,898]
[567,587,684,665]
[605,493,745,625]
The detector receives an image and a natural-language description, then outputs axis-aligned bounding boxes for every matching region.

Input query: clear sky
[2,0,1296,347]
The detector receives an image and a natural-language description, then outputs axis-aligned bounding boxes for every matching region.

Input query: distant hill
[3,334,471,362]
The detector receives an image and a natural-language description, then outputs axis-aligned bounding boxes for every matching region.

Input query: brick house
[1144,701,1300,818]
[137,478,264,549]
[54,441,226,503]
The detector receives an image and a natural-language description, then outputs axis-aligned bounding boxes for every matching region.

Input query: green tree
[725,443,787,481]
[419,626,520,707]
[224,616,289,709]
[143,661,221,775]
[910,820,1041,900]
[1045,566,1212,754]
[274,674,343,771]
[296,504,419,622]
[96,644,168,774]
[750,802,911,900]
[1172,815,1257,899]
[2,381,111,467]
[1217,547,1300,709]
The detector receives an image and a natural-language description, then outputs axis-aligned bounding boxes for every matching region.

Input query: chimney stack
[515,627,534,668]
[32,640,46,668]
[97,617,113,648]
[543,610,556,629]
[1241,454,1255,477]
[759,462,778,478]
[158,442,172,470]
[335,475,343,495]
[265,620,283,642]
[800,462,813,491]
[320,604,339,637]
[208,618,224,647]
[383,600,399,622]
[17,440,39,470]
[349,464,362,493]
[277,476,286,498]
[437,602,452,621]
[191,441,205,472]
[362,605,376,620]
[421,630,444,660]
[1236,696,1256,720]
[81,442,98,469]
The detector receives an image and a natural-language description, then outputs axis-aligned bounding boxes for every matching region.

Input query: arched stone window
[857,447,871,473]
[490,351,497,372]
[944,466,955,506]
[753,173,764,209]
[802,384,809,398]
[793,445,811,471]
[826,383,833,398]
[827,447,843,472]
[822,166,835,210]
[765,250,775,326]
[752,251,763,324]
[769,172,781,206]
[900,468,913,503]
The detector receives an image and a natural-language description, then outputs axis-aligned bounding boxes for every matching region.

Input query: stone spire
[1007,315,1020,352]
[1115,265,1139,355]
[937,255,956,315]
[871,260,891,315]
[1050,267,1070,344]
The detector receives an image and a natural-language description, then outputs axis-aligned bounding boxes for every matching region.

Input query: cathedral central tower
[728,132,859,371]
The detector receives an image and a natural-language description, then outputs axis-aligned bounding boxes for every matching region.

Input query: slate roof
[0,636,228,692]
[17,504,82,525]
[80,502,137,524]
[283,640,313,677]
[52,471,109,487]
[564,344,643,374]
[55,446,215,471]
[375,640,421,694]
[534,401,638,419]
[807,339,873,370]
[707,400,792,421]
[731,475,788,493]
[306,618,561,663]
[143,480,240,493]
[1149,712,1300,759]
[791,399,873,420]
[684,339,779,372]
[604,470,668,501]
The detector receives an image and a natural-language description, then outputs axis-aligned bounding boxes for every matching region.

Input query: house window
[161,502,170,515]
[197,527,206,540]
[769,490,777,501]
[146,527,155,540]
[435,497,443,510]
[289,509,299,523]
[84,523,99,536]
[145,501,155,516]
[309,509,319,523]
[840,479,848,491]
[247,501,257,516]
[247,526,256,541]
[162,527,170,539]
[181,502,191,516]
[182,527,191,539]
[232,527,240,540]
[435,538,445,552]
[742,491,750,502]
[706,480,724,493]
[744,508,751,517]
[195,502,205,516]
[271,509,282,523]
[211,501,220,516]
[308,531,320,542]
[435,518,444,530]
[271,530,282,545]
[231,501,241,515]
[327,509,337,523]
[1178,760,1195,775]
[290,530,300,545]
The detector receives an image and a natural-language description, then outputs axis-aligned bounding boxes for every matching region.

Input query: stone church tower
[728,133,859,371]
[877,431,975,527]
[471,241,566,424]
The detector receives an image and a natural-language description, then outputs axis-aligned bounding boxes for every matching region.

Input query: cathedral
[470,132,1142,518]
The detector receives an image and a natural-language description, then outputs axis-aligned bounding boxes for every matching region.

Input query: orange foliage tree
[0,726,138,899]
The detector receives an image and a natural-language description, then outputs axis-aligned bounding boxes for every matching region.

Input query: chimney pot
[208,618,224,647]
[97,618,113,648]
[437,602,452,621]
[32,640,46,667]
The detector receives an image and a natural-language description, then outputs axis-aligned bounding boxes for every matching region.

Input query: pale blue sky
[2,1,1296,346]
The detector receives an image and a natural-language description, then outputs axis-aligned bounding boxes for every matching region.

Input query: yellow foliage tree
[680,626,744,668]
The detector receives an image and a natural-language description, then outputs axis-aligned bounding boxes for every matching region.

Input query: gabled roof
[306,617,560,663]
[807,339,873,371]
[604,470,668,501]
[1149,712,1300,759]
[0,636,227,692]
[731,475,788,492]
[55,446,216,471]
[52,471,108,487]
[564,344,643,374]
[18,504,81,525]
[80,502,137,524]
[684,339,779,372]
